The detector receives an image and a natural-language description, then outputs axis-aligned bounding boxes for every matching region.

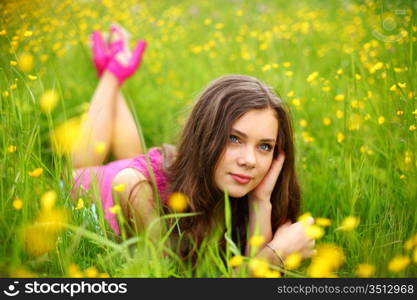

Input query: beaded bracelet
[266,243,285,265]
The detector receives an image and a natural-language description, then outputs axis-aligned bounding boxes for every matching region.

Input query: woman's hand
[269,217,316,259]
[248,152,285,203]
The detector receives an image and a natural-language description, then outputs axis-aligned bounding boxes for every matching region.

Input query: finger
[302,248,317,259]
[262,152,286,186]
[305,216,314,225]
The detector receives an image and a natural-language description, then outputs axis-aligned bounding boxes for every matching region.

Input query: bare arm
[245,196,273,256]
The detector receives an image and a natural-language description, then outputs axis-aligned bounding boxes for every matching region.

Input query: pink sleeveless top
[71,147,169,234]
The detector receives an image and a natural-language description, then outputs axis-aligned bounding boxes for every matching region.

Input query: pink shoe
[91,30,125,77]
[91,31,109,77]
[106,25,147,85]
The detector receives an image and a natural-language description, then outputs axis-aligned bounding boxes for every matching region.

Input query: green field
[0,0,416,277]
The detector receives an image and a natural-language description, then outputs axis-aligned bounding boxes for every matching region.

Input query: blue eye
[260,144,273,152]
[229,135,240,143]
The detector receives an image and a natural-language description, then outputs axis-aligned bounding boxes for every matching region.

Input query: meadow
[0,0,416,277]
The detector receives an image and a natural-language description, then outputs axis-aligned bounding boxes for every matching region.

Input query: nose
[237,146,256,168]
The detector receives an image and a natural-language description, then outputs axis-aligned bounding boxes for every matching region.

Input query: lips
[230,173,253,184]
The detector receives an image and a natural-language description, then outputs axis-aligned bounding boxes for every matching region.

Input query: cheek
[257,159,273,179]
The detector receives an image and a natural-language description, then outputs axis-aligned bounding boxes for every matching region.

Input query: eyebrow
[231,128,276,143]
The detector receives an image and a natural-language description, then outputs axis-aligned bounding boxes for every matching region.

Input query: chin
[226,187,249,198]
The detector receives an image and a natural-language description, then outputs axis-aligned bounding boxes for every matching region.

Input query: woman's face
[214,108,279,198]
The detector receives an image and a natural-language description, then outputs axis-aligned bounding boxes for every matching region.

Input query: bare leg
[71,71,119,168]
[112,91,144,159]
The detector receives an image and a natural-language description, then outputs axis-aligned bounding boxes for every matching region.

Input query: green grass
[0,0,416,277]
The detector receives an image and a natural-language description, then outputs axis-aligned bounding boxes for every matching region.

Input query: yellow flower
[404,233,417,250]
[264,270,281,278]
[413,249,417,263]
[336,110,344,119]
[13,198,23,210]
[398,82,406,89]
[40,89,59,113]
[337,132,344,144]
[306,72,319,83]
[388,256,410,273]
[409,125,416,131]
[283,62,291,68]
[228,255,243,267]
[236,10,243,17]
[23,30,33,37]
[191,45,202,54]
[284,252,302,270]
[23,224,57,256]
[167,192,189,212]
[355,74,361,80]
[10,60,17,66]
[249,235,265,247]
[67,264,83,278]
[36,207,68,233]
[28,167,43,177]
[298,212,312,223]
[28,75,37,80]
[322,117,331,126]
[108,205,121,214]
[259,43,268,51]
[215,23,224,30]
[50,116,82,155]
[397,110,404,116]
[249,258,269,277]
[18,52,33,72]
[2,91,9,97]
[84,266,98,278]
[316,217,331,227]
[378,116,385,125]
[262,64,271,72]
[335,94,345,101]
[7,145,17,153]
[291,98,301,107]
[287,90,295,97]
[390,84,397,92]
[336,69,343,75]
[10,83,17,90]
[355,263,375,277]
[285,71,293,77]
[299,119,308,128]
[40,190,57,210]
[400,174,406,180]
[373,62,384,70]
[307,244,345,278]
[9,266,37,278]
[113,183,125,193]
[322,86,331,92]
[338,216,359,231]
[75,198,84,210]
[305,224,325,239]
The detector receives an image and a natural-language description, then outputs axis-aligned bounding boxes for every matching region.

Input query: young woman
[70,24,315,268]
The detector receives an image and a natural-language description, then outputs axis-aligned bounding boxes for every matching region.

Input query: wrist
[248,194,271,205]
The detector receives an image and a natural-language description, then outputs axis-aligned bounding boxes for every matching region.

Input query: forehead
[232,109,278,138]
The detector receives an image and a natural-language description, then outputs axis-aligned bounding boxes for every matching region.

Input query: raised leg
[71,71,119,168]
[111,91,144,160]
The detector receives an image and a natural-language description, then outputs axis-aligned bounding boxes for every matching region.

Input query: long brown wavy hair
[154,74,301,260]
